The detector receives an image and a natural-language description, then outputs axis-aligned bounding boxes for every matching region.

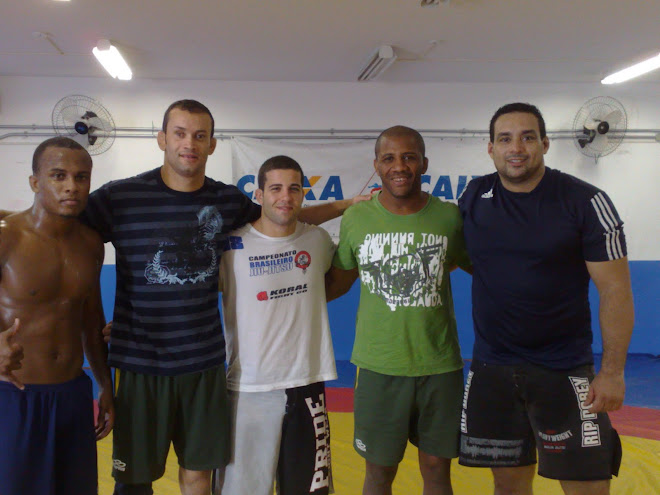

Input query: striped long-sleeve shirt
[83,167,261,375]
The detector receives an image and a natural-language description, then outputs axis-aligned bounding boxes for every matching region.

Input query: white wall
[1,76,658,261]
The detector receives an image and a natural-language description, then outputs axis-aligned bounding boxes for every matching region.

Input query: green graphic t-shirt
[333,193,471,376]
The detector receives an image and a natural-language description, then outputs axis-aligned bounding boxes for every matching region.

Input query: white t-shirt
[220,222,338,392]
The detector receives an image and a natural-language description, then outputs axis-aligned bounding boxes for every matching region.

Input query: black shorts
[458,360,622,481]
[279,382,333,494]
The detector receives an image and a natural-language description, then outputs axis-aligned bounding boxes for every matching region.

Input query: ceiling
[2,0,660,84]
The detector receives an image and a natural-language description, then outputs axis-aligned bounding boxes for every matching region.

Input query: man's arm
[583,257,634,413]
[218,261,225,294]
[325,265,359,302]
[0,218,25,389]
[81,260,115,440]
[299,195,371,226]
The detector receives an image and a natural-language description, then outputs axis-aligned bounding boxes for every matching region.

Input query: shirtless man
[0,136,114,495]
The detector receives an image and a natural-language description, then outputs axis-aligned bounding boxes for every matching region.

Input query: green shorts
[353,368,463,466]
[112,366,230,483]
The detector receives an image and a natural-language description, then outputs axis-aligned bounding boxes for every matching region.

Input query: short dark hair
[375,125,425,158]
[32,137,91,174]
[257,155,304,190]
[489,102,547,142]
[162,99,215,136]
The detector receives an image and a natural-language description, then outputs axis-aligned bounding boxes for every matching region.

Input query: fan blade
[602,109,622,126]
[584,119,599,131]
[87,116,113,132]
[81,110,114,132]
[60,104,84,127]
[592,133,609,150]
[71,132,90,149]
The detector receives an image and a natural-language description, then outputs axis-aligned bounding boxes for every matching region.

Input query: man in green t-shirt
[326,125,471,495]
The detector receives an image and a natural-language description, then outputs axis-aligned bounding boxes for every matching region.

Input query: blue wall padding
[98,260,658,361]
[590,260,659,355]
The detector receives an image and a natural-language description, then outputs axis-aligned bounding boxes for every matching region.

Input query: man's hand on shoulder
[299,194,372,225]
[350,193,373,206]
[0,319,25,390]
[584,370,625,414]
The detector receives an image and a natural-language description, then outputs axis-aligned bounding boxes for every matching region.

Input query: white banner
[231,136,494,240]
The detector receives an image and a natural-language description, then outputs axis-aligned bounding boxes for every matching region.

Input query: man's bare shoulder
[0,211,30,254]
[0,210,29,224]
[76,222,104,261]
[78,221,102,243]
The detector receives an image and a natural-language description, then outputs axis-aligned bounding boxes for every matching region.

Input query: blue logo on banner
[422,175,481,200]
[237,174,480,201]
[237,175,344,201]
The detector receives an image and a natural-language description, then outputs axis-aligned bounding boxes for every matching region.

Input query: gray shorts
[222,382,332,495]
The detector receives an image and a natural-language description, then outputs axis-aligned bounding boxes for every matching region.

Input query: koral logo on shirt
[256,284,309,301]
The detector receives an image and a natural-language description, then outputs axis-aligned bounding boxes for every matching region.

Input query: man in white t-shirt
[217,155,337,495]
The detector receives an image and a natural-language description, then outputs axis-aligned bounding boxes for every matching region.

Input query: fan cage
[572,96,627,158]
[51,95,116,155]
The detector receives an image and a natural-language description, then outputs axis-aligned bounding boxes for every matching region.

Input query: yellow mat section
[98,411,660,494]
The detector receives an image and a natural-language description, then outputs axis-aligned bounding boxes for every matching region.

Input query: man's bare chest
[2,235,98,304]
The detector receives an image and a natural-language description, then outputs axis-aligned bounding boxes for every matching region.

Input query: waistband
[0,371,91,393]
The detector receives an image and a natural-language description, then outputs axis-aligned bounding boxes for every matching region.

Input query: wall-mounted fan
[572,96,627,160]
[52,95,116,155]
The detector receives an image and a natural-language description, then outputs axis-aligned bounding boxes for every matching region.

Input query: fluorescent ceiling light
[357,45,397,82]
[601,52,660,84]
[93,39,132,80]
[421,0,450,6]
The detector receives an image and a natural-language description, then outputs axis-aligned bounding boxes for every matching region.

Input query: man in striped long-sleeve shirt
[84,99,362,495]
[457,103,634,495]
